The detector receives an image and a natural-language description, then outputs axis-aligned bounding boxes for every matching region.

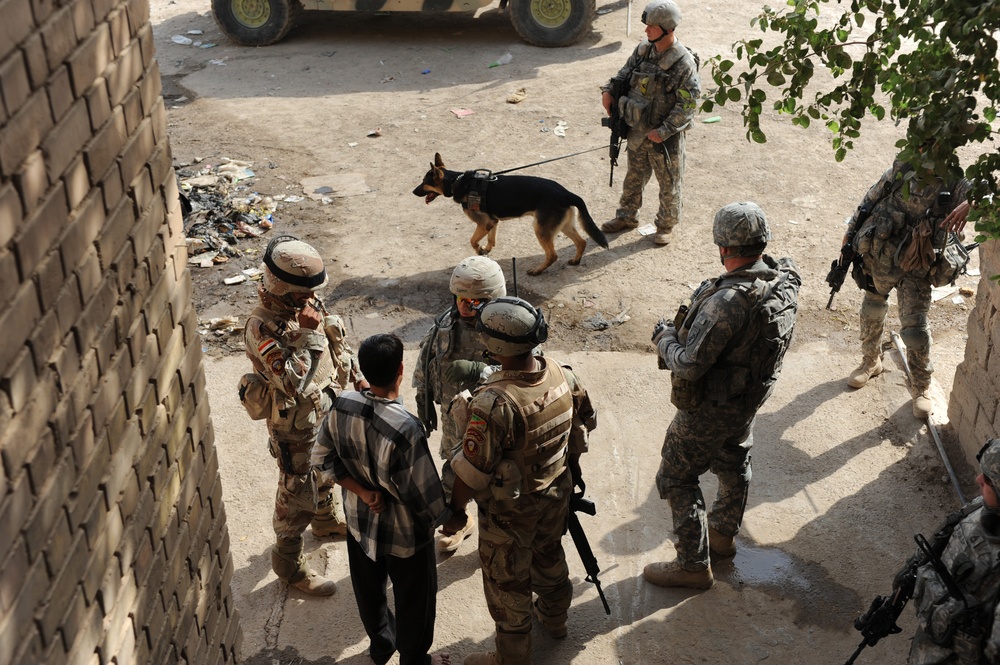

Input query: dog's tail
[570,195,609,249]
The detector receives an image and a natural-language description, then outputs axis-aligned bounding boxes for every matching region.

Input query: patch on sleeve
[265,350,284,373]
[258,339,278,356]
[463,411,488,457]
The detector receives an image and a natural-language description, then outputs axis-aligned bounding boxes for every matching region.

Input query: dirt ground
[150,0,986,662]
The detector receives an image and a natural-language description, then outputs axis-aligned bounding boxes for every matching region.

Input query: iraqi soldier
[648,202,800,589]
[600,0,700,245]
[844,158,972,419]
[242,235,366,595]
[413,256,506,552]
[442,297,597,665]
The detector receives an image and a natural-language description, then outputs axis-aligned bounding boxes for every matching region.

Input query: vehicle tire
[212,0,302,46]
[508,0,595,47]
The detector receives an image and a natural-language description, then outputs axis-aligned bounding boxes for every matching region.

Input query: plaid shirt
[312,390,450,560]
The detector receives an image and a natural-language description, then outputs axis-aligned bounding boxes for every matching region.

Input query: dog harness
[452,169,496,213]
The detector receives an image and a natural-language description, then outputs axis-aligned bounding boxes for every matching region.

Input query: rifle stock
[568,493,611,615]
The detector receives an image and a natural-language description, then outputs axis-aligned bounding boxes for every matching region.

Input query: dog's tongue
[424,193,437,204]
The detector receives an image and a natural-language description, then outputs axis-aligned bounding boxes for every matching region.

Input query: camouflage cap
[641,0,681,31]
[477,296,548,357]
[713,201,772,249]
[978,438,1000,488]
[261,235,328,297]
[450,256,507,300]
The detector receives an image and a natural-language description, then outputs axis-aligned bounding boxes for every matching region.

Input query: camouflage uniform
[603,39,700,233]
[244,293,361,543]
[848,160,971,391]
[655,256,797,570]
[412,308,490,497]
[453,357,595,665]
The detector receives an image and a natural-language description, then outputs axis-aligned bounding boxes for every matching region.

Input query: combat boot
[642,561,714,590]
[438,512,475,553]
[600,217,638,233]
[310,513,348,538]
[912,388,932,419]
[847,356,883,389]
[272,537,337,596]
[708,527,736,558]
[652,231,671,245]
[533,601,567,639]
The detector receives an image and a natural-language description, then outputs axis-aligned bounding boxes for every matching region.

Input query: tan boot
[533,601,567,639]
[708,528,736,558]
[272,538,337,596]
[912,389,932,419]
[464,652,500,665]
[847,356,883,389]
[652,230,671,245]
[643,561,714,590]
[600,217,638,233]
[310,514,348,538]
[438,512,475,553]
[290,567,338,596]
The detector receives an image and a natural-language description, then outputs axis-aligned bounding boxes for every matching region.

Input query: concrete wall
[0,0,242,661]
[949,239,1000,467]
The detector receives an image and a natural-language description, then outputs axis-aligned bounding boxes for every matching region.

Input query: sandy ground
[151,0,987,662]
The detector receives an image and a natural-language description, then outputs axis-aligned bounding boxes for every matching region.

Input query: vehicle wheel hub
[232,0,271,28]
[529,0,570,28]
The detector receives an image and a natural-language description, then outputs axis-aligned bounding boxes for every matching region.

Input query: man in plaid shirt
[312,333,452,665]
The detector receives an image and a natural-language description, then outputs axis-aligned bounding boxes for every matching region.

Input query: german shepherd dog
[413,153,609,275]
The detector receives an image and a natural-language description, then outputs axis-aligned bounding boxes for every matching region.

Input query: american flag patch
[258,339,278,356]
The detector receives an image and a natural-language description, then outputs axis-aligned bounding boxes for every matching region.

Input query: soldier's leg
[346,533,396,665]
[437,427,476,553]
[387,542,438,665]
[310,482,348,537]
[654,411,714,570]
[604,142,652,232]
[707,424,754,555]
[651,134,685,242]
[273,473,337,595]
[477,509,533,665]
[530,486,572,637]
[849,290,890,388]
[898,276,934,417]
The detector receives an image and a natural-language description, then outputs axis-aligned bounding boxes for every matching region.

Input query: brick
[137,23,154,69]
[0,279,42,373]
[68,25,112,102]
[74,273,116,354]
[12,631,44,665]
[148,145,172,193]
[0,249,25,316]
[111,235,138,300]
[63,155,90,210]
[0,0,35,60]
[28,309,61,373]
[52,272,81,338]
[40,5,78,72]
[65,595,102,665]
[22,448,74,562]
[0,536,29,613]
[139,60,160,115]
[0,474,31,568]
[130,165,153,216]
[0,50,31,118]
[150,96,166,143]
[100,161,123,212]
[20,32,47,88]
[42,97,91,182]
[122,84,142,134]
[0,88,51,177]
[35,247,66,311]
[107,7,129,56]
[83,77,110,132]
[13,149,46,214]
[102,421,140,505]
[0,182,22,246]
[0,555,46,665]
[13,180,67,279]
[106,39,142,107]
[37,529,88,647]
[162,172,182,238]
[47,63,74,122]
[124,0,149,36]
[95,196,133,270]
[84,105,126,185]
[118,116,153,185]
[70,0,95,42]
[2,347,35,411]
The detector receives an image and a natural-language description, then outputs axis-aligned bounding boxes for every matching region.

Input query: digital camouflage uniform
[412,307,490,497]
[244,293,361,569]
[898,496,1000,664]
[848,160,971,392]
[603,39,700,233]
[655,256,799,570]
[453,357,595,665]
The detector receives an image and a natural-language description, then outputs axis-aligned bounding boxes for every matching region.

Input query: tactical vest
[486,360,574,495]
[620,42,698,137]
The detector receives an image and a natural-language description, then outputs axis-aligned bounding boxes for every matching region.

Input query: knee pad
[900,324,930,355]
[860,293,889,321]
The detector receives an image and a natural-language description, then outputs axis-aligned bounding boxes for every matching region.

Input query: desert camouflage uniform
[412,307,491,497]
[245,295,361,542]
[900,498,1000,664]
[603,39,700,233]
[848,160,971,391]
[453,357,595,665]
[655,257,791,570]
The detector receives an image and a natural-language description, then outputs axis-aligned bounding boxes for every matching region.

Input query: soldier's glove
[417,396,438,434]
[444,360,488,387]
[651,319,673,344]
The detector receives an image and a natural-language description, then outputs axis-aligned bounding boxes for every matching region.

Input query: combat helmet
[641,0,681,31]
[713,202,772,254]
[450,256,507,301]
[261,235,328,300]
[978,438,1000,489]
[477,297,548,357]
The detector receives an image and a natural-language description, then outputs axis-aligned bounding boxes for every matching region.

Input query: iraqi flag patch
[258,339,278,356]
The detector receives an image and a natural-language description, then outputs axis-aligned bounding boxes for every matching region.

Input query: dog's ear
[434,153,445,168]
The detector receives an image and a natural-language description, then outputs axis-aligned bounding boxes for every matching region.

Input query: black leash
[492,145,607,175]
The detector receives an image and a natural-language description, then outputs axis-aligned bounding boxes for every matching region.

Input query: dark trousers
[346,534,437,665]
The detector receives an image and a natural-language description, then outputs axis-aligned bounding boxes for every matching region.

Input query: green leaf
[751,129,768,144]
[720,60,735,73]
[767,70,787,86]
[728,88,742,102]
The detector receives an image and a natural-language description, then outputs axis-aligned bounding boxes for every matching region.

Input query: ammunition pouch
[489,459,523,502]
[928,235,971,287]
[238,372,271,420]
[670,374,701,411]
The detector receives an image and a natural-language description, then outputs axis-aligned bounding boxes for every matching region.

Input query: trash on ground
[507,88,528,104]
[187,29,204,35]
[702,116,722,123]
[421,69,431,74]
[367,128,382,137]
[489,53,513,68]
[553,120,568,137]
[583,314,610,331]
[959,287,975,297]
[242,268,264,279]
[171,35,193,44]
[217,159,255,181]
[788,219,799,224]
[637,223,657,236]
[450,108,475,117]
[300,174,373,200]
[952,295,966,305]
[931,286,958,302]
[348,142,359,148]
[224,275,247,285]
[199,43,217,48]
[967,266,981,276]
[209,59,227,65]
[611,308,631,325]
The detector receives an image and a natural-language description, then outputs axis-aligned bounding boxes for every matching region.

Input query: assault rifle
[568,490,611,615]
[601,76,630,187]
[826,203,872,310]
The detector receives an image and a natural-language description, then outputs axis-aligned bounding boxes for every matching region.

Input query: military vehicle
[213,0,596,48]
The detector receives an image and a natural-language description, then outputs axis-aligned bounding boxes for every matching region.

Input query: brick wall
[0,0,242,661]
[948,240,1000,467]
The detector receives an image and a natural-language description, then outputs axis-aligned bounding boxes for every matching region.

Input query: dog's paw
[527,268,544,276]
[568,259,581,266]
[477,247,492,256]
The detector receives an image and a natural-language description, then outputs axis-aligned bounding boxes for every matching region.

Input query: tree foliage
[701,0,1000,240]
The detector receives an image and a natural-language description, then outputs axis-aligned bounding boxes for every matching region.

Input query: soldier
[843,158,972,418]
[894,437,1000,663]
[600,0,700,246]
[648,202,800,589]
[442,297,597,665]
[242,235,366,595]
[413,256,506,552]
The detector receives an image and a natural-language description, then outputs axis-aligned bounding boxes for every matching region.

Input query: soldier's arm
[654,58,701,141]
[657,291,749,381]
[247,318,328,396]
[846,165,896,237]
[560,365,596,456]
